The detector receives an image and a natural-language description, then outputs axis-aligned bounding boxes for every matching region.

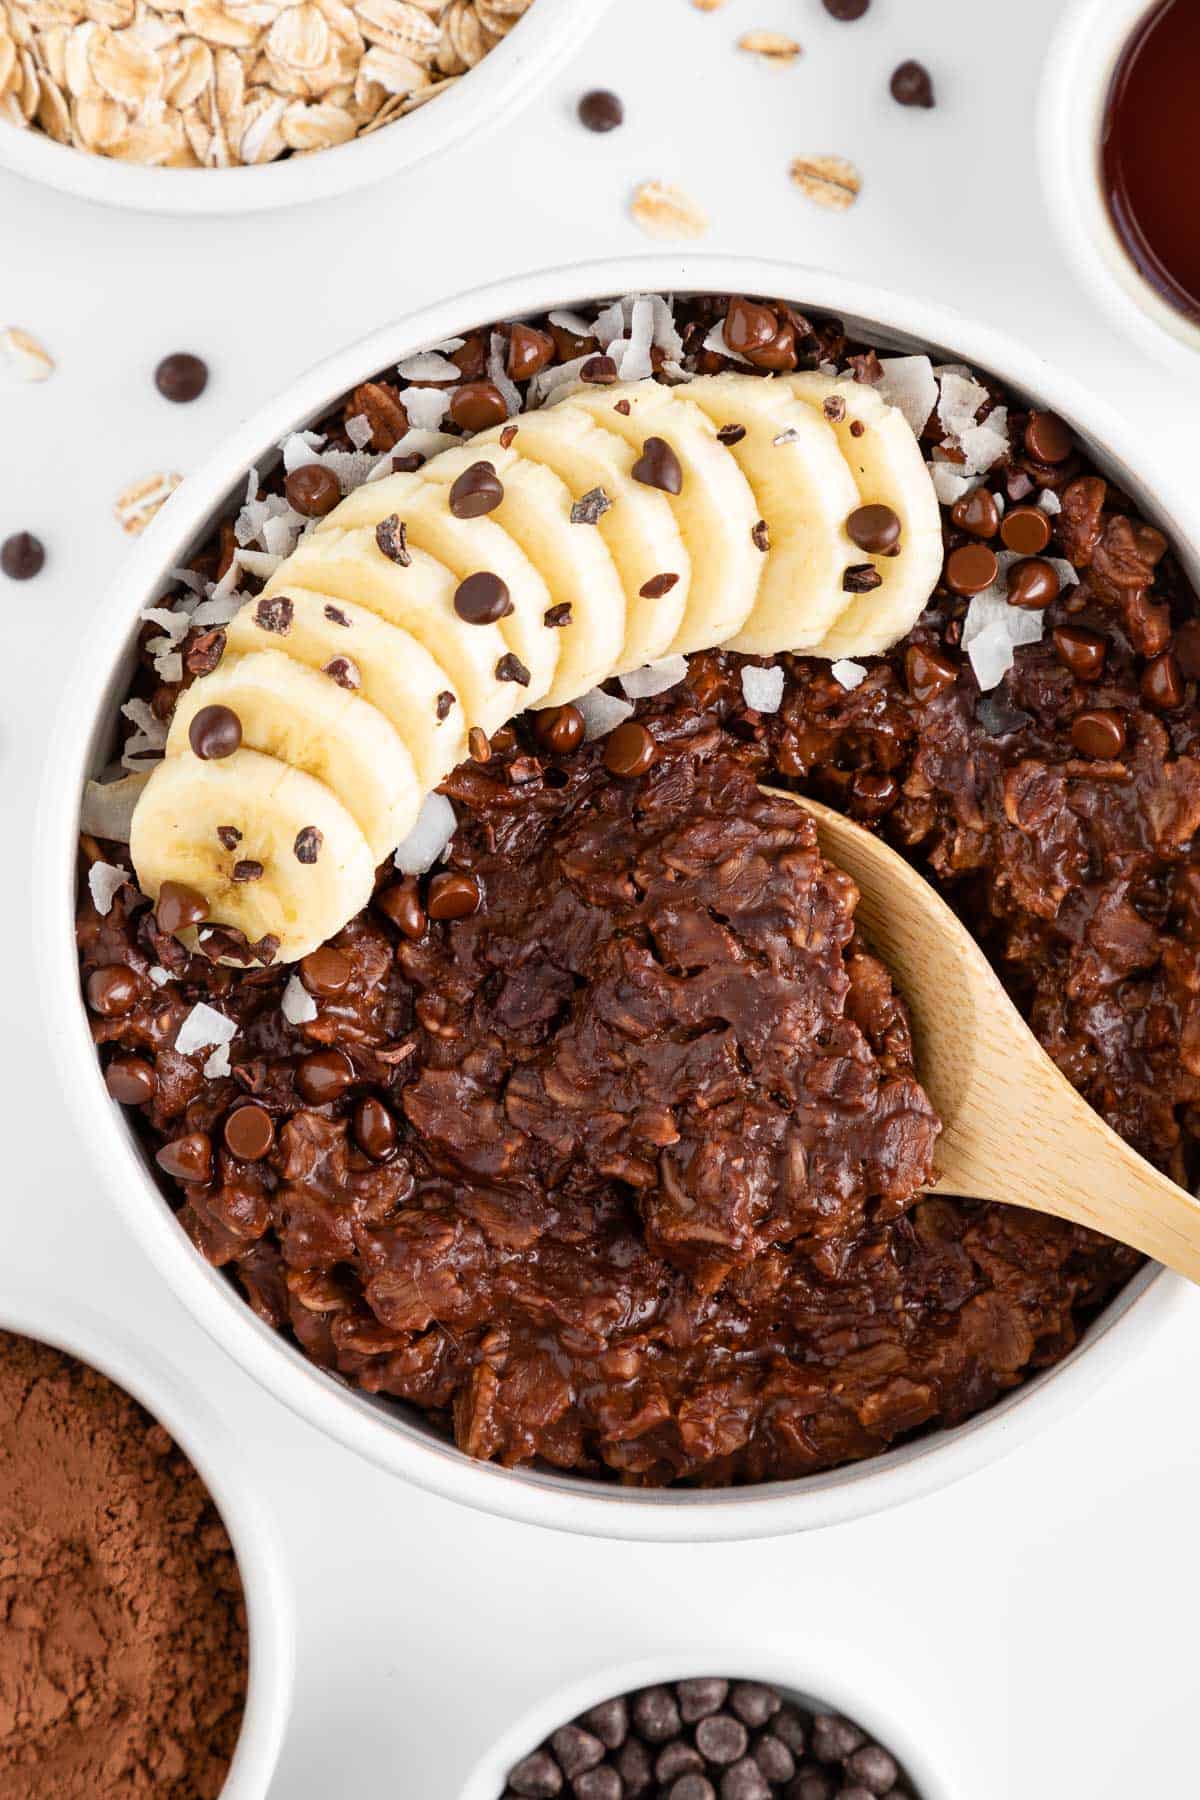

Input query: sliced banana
[685,374,862,654]
[786,372,945,659]
[569,381,763,655]
[470,403,692,673]
[166,649,421,862]
[225,588,467,791]
[411,442,627,707]
[130,746,374,965]
[315,469,559,709]
[264,531,517,735]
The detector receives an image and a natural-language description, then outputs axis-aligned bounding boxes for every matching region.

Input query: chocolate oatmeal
[77,292,1195,1486]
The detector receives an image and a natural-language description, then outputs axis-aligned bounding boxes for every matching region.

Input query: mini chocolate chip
[823,0,869,16]
[323,655,361,689]
[155,1131,212,1184]
[1070,707,1126,758]
[87,965,139,1017]
[632,436,683,494]
[324,604,351,627]
[1053,624,1107,681]
[657,1742,704,1782]
[944,543,998,596]
[231,859,264,882]
[223,1103,274,1161]
[1024,410,1073,464]
[614,399,632,416]
[849,418,866,437]
[695,1714,748,1765]
[449,460,504,518]
[580,1698,628,1750]
[436,690,456,720]
[822,396,846,424]
[189,702,242,760]
[455,570,512,624]
[846,503,901,554]
[1,532,44,580]
[717,423,747,446]
[1000,504,1052,555]
[811,1715,866,1763]
[1006,557,1060,610]
[640,572,680,599]
[377,879,426,941]
[905,642,958,702]
[375,513,411,565]
[571,487,612,525]
[616,1737,653,1794]
[496,652,530,685]
[427,870,482,920]
[890,59,934,106]
[295,1047,355,1105]
[751,519,770,552]
[632,1687,681,1743]
[578,87,623,131]
[392,452,425,473]
[450,380,509,433]
[156,880,209,937]
[1141,649,1184,710]
[845,1745,900,1794]
[769,1709,807,1757]
[573,1771,621,1800]
[581,355,618,384]
[354,1095,397,1161]
[951,488,1000,539]
[300,946,351,995]
[105,1056,157,1105]
[469,726,491,763]
[155,352,208,402]
[752,1735,795,1783]
[294,826,322,864]
[843,564,883,593]
[506,324,555,382]
[667,1780,715,1800]
[507,1750,563,1798]
[717,1758,769,1800]
[729,1684,780,1729]
[216,825,242,850]
[678,1679,729,1723]
[284,463,341,518]
[535,704,585,753]
[254,595,293,636]
[551,1726,604,1779]
[723,297,778,355]
[604,720,656,778]
[544,602,573,627]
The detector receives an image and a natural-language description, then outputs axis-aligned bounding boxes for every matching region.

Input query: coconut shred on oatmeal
[77,292,1200,1485]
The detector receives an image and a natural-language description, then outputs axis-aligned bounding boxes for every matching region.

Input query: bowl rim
[0,0,609,216]
[36,251,1196,1542]
[0,1284,292,1799]
[457,1644,966,1800]
[1039,0,1200,373]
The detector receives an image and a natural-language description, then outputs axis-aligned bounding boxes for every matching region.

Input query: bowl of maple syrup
[1041,0,1200,369]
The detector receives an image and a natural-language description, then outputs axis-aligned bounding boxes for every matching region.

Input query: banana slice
[786,372,945,659]
[569,382,763,654]
[130,746,374,965]
[315,471,559,710]
[264,531,517,735]
[167,649,421,862]
[685,375,862,654]
[411,442,627,707]
[470,403,691,674]
[225,588,467,791]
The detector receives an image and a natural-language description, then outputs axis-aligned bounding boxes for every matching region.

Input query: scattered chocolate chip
[534,704,585,753]
[571,487,612,525]
[730,1684,780,1729]
[105,1056,157,1105]
[284,463,341,518]
[254,595,293,636]
[188,702,242,761]
[717,423,747,446]
[951,488,1000,539]
[375,514,411,566]
[507,324,555,382]
[849,418,866,437]
[1000,505,1052,555]
[377,879,426,941]
[1007,557,1060,609]
[846,503,901,554]
[293,826,322,864]
[323,655,361,689]
[295,1047,355,1105]
[668,1779,715,1800]
[1142,650,1184,710]
[944,543,998,596]
[154,352,208,403]
[1,531,44,580]
[581,355,618,384]
[678,1680,729,1724]
[640,572,680,599]
[156,881,209,937]
[455,570,512,624]
[632,436,683,494]
[155,1131,212,1184]
[495,652,531,685]
[392,452,425,473]
[578,88,624,132]
[614,399,631,416]
[905,642,958,702]
[436,690,456,721]
[695,1714,748,1765]
[300,946,351,995]
[87,965,139,1018]
[552,1726,605,1779]
[845,1744,899,1793]
[603,720,656,778]
[751,519,770,552]
[1024,410,1073,465]
[231,860,263,883]
[823,0,869,16]
[723,298,778,356]
[890,59,934,107]
[580,1699,628,1750]
[223,1103,274,1161]
[324,604,351,627]
[427,870,482,920]
[574,1769,621,1800]
[811,1715,865,1764]
[1071,706,1126,758]
[1054,624,1107,680]
[843,563,883,593]
[508,1750,563,1798]
[657,1742,703,1782]
[752,1736,794,1784]
[354,1095,397,1161]
[544,602,573,627]
[449,460,504,518]
[632,1688,681,1743]
[450,381,509,433]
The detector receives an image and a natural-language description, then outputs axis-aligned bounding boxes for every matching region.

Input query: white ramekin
[37,253,1198,1542]
[1040,0,1200,373]
[0,1285,292,1799]
[459,1647,964,1800]
[0,0,610,216]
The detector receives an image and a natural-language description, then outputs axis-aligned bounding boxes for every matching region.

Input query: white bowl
[0,0,610,216]
[1040,0,1200,373]
[459,1646,964,1800]
[37,252,1197,1542]
[0,1284,292,1799]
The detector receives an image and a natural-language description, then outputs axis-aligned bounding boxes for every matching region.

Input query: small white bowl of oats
[0,0,606,213]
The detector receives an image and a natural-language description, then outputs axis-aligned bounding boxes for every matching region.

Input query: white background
[4,0,1200,1793]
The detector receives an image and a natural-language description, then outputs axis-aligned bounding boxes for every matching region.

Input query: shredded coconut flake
[396,351,462,383]
[80,773,148,842]
[148,966,172,988]
[530,355,593,407]
[1038,488,1063,516]
[393,791,457,875]
[958,408,1009,477]
[203,1043,232,1080]
[937,371,988,438]
[617,298,656,383]
[619,655,688,700]
[930,464,978,506]
[702,320,752,365]
[174,1002,237,1058]
[87,861,129,916]
[487,333,522,417]
[740,664,785,713]
[877,355,938,438]
[831,659,868,691]
[282,974,318,1025]
[548,307,598,340]
[345,414,374,450]
[280,430,325,474]
[575,686,635,739]
[402,387,453,432]
[962,559,1045,690]
[140,605,189,645]
[648,295,685,363]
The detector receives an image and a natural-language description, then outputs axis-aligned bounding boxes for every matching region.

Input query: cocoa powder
[0,1330,248,1797]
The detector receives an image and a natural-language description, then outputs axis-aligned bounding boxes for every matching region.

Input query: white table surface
[4,1,1200,1793]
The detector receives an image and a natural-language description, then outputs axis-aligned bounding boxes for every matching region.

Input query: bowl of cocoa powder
[0,1290,292,1798]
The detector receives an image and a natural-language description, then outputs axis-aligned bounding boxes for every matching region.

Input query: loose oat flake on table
[0,0,533,166]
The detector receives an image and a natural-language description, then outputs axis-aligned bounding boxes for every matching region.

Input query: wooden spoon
[766,787,1200,1281]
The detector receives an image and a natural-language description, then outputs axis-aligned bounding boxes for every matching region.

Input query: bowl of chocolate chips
[42,254,1200,1540]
